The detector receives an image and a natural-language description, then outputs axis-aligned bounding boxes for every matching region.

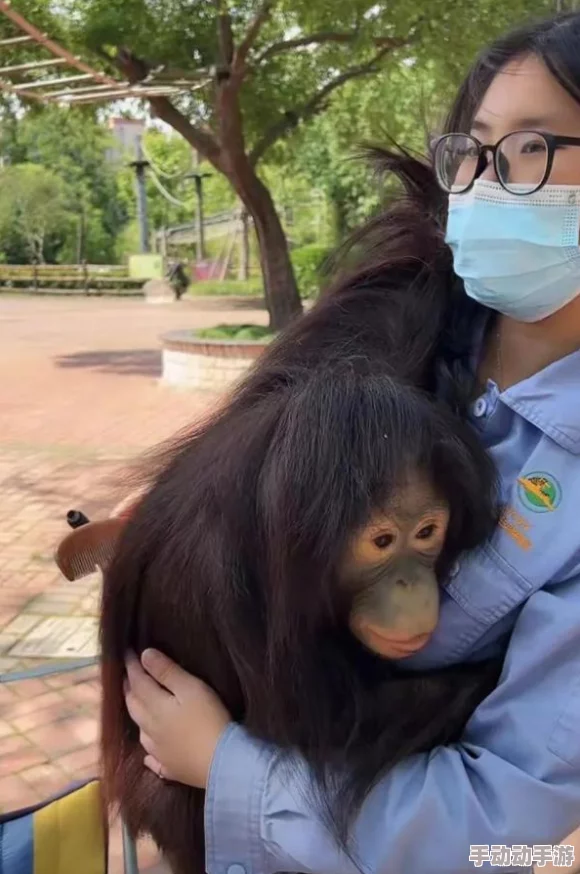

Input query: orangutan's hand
[124,648,232,788]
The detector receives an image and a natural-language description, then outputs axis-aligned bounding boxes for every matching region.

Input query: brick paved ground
[0,293,267,872]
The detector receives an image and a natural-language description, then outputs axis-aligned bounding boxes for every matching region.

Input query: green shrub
[290,244,333,298]
[187,278,263,297]
[195,323,276,342]
[186,247,333,301]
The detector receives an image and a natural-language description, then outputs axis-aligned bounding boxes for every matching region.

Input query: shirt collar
[470,311,580,454]
[501,349,580,454]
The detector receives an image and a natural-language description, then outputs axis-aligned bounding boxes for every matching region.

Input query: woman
[124,12,580,873]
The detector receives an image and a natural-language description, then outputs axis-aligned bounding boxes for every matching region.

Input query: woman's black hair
[445,11,580,134]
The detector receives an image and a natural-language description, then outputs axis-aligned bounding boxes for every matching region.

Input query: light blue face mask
[444,180,580,322]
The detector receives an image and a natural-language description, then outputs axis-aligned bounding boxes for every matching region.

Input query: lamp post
[129,137,150,254]
[183,153,212,262]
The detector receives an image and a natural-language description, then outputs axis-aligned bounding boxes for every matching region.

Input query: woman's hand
[124,648,232,788]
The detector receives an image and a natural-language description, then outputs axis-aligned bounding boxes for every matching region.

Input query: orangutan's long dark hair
[100,144,501,873]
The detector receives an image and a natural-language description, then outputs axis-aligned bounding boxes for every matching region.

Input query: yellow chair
[0,777,107,874]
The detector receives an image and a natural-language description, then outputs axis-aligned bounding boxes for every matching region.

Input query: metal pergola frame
[0,0,208,105]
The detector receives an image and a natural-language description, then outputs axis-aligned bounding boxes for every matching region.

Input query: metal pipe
[131,138,150,254]
[122,822,140,874]
[0,656,99,684]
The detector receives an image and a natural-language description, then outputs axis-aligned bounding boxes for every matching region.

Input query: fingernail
[141,648,157,668]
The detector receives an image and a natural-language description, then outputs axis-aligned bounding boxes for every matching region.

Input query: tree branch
[111,48,224,170]
[217,11,234,68]
[232,0,275,77]
[256,31,408,64]
[250,47,393,165]
[148,96,224,170]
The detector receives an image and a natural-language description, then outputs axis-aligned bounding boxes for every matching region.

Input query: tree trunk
[146,92,302,331]
[76,205,85,264]
[330,197,349,246]
[231,164,302,331]
[238,207,250,281]
[30,232,45,265]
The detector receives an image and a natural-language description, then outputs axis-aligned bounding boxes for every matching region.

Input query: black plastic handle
[66,509,90,529]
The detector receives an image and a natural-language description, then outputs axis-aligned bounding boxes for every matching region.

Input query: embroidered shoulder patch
[517,472,562,513]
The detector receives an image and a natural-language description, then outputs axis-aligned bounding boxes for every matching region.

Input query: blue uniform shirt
[205,347,580,874]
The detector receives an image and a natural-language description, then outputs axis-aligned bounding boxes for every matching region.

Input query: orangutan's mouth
[362,626,433,658]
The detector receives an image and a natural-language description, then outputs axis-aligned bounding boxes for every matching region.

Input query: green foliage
[66,0,553,161]
[278,57,455,240]
[0,164,71,263]
[113,219,141,263]
[195,323,275,342]
[0,106,128,263]
[290,244,333,298]
[259,166,331,249]
[187,278,264,298]
[120,128,237,234]
[0,0,563,281]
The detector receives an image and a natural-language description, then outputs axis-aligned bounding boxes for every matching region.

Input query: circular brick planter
[161,329,269,391]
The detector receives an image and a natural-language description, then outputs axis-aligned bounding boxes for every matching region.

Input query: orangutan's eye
[373,533,394,549]
[416,524,436,540]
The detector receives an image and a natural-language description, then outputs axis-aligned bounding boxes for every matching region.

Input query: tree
[283,58,456,242]
[62,1,425,328]
[65,0,554,329]
[1,0,555,314]
[0,104,130,263]
[0,164,70,262]
[16,106,128,263]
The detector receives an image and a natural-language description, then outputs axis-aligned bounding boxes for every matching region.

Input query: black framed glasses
[433,130,580,195]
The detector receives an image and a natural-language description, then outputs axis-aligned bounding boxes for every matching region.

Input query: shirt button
[227,866,246,874]
[472,396,487,418]
[450,561,461,578]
